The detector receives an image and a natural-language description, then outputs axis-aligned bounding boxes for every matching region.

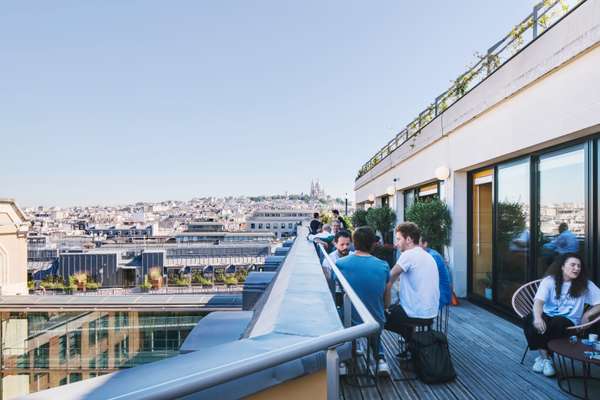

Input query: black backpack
[409,331,456,383]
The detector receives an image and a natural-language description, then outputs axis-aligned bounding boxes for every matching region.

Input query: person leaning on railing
[523,253,600,377]
[335,226,391,376]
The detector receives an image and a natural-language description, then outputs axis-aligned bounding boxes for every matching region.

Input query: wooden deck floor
[340,301,572,400]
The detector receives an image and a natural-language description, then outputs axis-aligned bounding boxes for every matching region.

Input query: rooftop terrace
[18,227,596,399]
[341,301,571,400]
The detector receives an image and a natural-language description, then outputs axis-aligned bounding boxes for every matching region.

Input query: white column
[447,172,468,298]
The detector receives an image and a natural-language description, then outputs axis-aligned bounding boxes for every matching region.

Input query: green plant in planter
[224,276,238,286]
[404,198,451,254]
[351,210,369,228]
[366,206,397,245]
[140,275,151,291]
[28,280,35,290]
[86,282,100,290]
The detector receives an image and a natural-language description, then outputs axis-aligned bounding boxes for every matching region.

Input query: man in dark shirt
[332,209,348,230]
[309,212,323,235]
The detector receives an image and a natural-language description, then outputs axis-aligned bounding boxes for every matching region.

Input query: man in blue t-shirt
[336,226,391,376]
[419,235,451,308]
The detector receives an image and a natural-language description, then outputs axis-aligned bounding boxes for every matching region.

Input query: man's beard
[338,249,350,257]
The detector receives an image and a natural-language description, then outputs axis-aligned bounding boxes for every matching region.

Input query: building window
[281,223,286,229]
[250,223,255,229]
[469,143,590,310]
[288,223,293,229]
[266,224,270,229]
[258,224,263,229]
[536,146,585,277]
[495,158,530,307]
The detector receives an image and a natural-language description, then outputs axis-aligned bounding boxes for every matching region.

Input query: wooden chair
[511,279,542,364]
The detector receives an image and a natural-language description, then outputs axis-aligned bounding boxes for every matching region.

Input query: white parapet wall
[0,199,29,295]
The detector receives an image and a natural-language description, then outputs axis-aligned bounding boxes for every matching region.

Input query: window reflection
[536,147,585,277]
[495,159,530,307]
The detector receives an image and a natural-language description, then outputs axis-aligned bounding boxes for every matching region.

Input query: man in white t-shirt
[385,222,440,344]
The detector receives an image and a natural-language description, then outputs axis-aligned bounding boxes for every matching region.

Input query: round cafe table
[548,337,600,399]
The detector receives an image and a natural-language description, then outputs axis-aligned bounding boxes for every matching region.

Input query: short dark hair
[353,226,378,252]
[420,232,430,244]
[396,222,420,244]
[313,212,320,219]
[335,230,351,242]
[559,222,568,233]
[332,209,340,215]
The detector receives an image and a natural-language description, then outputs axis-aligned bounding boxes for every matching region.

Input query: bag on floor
[409,331,456,383]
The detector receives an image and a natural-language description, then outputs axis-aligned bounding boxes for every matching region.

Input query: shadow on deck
[340,301,571,400]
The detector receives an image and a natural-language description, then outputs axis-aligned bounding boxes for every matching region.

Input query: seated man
[310,224,335,260]
[385,222,440,347]
[336,226,391,375]
[420,234,451,308]
[321,230,352,282]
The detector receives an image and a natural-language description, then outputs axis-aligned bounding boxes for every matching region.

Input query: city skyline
[1,1,532,205]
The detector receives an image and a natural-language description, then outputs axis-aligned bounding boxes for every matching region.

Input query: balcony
[355,0,587,185]
[16,226,592,399]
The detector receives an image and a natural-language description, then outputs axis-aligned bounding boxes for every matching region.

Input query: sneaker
[532,356,544,373]
[377,359,390,376]
[542,359,555,377]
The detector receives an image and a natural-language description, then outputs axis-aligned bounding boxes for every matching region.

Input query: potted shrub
[148,267,163,290]
[72,272,88,291]
[404,198,452,254]
[224,276,238,287]
[366,206,397,246]
[86,281,100,291]
[351,210,369,228]
[478,272,493,300]
[140,275,151,293]
[214,271,225,285]
[28,280,35,293]
[65,277,77,294]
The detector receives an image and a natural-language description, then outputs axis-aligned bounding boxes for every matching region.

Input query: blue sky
[1,1,534,207]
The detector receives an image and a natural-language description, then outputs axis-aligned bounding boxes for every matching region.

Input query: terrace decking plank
[340,301,571,400]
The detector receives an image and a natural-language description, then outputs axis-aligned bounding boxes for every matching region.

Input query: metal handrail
[100,233,379,400]
[356,0,586,181]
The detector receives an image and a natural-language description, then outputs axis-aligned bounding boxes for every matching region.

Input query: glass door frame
[467,136,597,314]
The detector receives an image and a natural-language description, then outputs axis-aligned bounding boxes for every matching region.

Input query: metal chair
[566,312,600,333]
[511,279,542,364]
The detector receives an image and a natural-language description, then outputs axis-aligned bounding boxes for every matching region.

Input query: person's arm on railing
[533,299,546,333]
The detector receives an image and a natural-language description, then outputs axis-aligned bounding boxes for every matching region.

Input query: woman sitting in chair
[523,253,600,377]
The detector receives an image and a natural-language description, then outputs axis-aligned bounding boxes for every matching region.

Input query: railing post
[532,2,542,39]
[343,293,352,328]
[326,347,340,400]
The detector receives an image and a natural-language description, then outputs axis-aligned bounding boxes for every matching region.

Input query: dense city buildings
[21,191,346,287]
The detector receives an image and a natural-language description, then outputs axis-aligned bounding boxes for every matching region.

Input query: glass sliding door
[472,169,494,300]
[495,159,530,307]
[536,146,586,277]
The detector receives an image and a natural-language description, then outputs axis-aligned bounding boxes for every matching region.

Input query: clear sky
[1,0,535,207]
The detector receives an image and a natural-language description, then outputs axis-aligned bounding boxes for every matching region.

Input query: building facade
[354,1,600,314]
[246,210,313,238]
[0,199,29,295]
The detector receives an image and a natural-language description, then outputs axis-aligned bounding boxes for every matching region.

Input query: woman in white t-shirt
[523,253,600,377]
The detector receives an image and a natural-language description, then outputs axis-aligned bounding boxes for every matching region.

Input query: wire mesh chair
[511,279,542,364]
